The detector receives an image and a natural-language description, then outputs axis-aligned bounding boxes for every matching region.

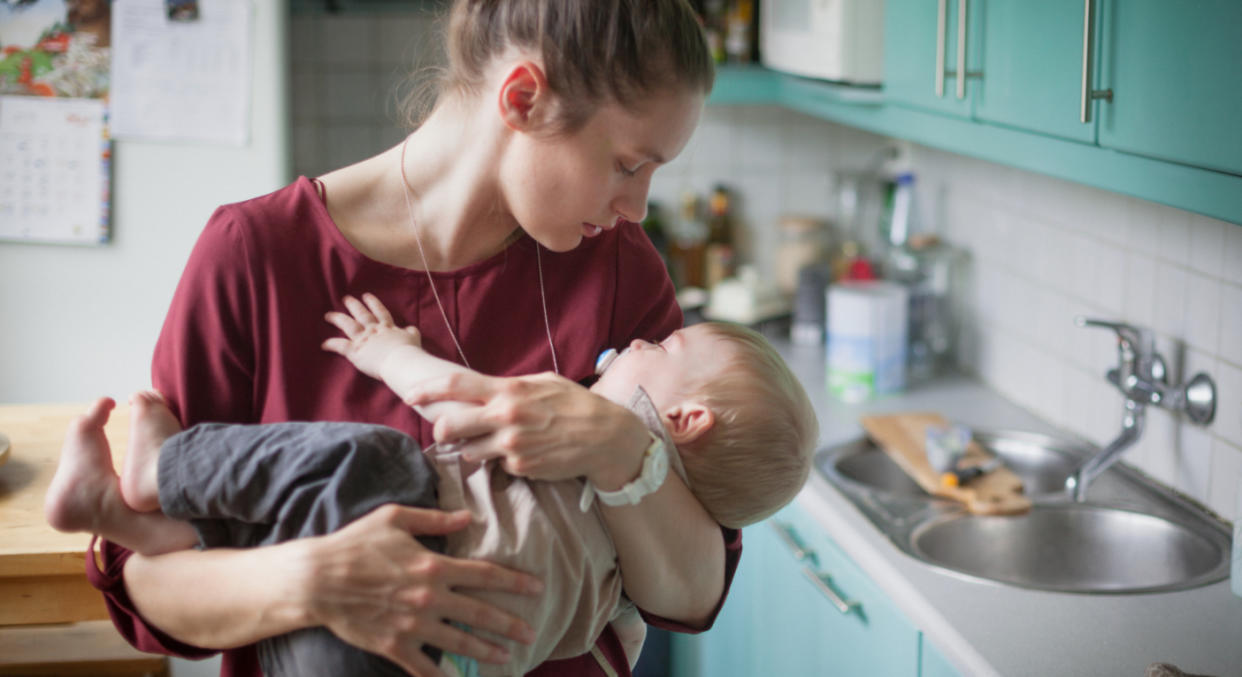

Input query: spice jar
[774,215,828,297]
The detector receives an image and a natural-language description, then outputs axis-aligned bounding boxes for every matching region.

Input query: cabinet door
[972,0,1100,143]
[1096,0,1242,176]
[884,0,980,118]
[759,504,921,676]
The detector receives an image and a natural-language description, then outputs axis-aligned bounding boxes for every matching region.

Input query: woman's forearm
[124,542,314,649]
[599,473,725,626]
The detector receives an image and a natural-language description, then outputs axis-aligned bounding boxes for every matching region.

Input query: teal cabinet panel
[920,634,964,677]
[764,504,922,676]
[1097,0,1242,177]
[973,0,1100,143]
[884,0,978,118]
[669,503,921,676]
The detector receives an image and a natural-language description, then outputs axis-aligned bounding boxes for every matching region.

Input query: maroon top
[86,176,742,676]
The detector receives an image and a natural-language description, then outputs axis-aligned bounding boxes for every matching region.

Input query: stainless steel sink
[910,505,1229,593]
[815,429,1233,594]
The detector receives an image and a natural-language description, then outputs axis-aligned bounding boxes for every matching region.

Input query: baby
[46,293,818,677]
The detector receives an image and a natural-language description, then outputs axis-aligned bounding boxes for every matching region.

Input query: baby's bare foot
[45,398,122,534]
[120,390,182,513]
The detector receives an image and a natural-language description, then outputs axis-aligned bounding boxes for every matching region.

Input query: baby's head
[593,323,819,529]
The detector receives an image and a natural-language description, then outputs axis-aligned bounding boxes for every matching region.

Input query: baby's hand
[323,293,422,381]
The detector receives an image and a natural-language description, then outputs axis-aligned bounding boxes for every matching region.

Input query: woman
[87,2,740,676]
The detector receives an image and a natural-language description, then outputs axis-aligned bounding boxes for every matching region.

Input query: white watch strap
[579,433,668,511]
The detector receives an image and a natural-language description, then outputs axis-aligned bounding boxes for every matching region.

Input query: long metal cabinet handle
[935,0,948,97]
[801,567,861,615]
[955,0,968,99]
[1080,0,1113,122]
[771,521,810,561]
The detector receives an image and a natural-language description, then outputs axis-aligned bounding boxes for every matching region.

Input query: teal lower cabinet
[920,635,963,677]
[672,503,950,676]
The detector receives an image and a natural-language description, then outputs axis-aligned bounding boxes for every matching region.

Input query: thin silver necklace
[398,137,560,375]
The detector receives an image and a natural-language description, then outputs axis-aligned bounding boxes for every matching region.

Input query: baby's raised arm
[322,293,472,422]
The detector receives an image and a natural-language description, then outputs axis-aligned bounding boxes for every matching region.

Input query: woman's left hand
[404,371,650,488]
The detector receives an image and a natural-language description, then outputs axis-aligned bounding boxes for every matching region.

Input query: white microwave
[760,0,885,85]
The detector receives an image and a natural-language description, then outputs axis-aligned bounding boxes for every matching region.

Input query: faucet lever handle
[1074,316,1153,358]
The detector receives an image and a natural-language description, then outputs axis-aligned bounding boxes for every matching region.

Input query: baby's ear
[663,403,715,447]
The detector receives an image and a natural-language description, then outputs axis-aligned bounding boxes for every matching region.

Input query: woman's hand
[323,293,423,381]
[300,504,542,677]
[404,371,651,488]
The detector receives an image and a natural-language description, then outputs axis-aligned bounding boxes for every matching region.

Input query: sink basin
[815,429,1233,593]
[909,505,1231,593]
[822,429,1081,499]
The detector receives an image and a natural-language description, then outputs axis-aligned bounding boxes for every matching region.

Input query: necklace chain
[398,137,559,375]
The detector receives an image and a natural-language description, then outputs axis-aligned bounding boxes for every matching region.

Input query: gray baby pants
[158,421,443,677]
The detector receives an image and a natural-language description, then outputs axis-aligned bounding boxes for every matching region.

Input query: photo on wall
[0,0,112,245]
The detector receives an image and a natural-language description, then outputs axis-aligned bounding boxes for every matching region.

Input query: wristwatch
[579,433,669,510]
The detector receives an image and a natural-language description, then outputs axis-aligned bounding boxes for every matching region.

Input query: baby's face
[592,325,729,409]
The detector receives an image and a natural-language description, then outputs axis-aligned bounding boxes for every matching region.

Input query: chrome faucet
[1065,317,1217,501]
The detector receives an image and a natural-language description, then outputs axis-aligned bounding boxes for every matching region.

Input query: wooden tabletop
[0,402,129,579]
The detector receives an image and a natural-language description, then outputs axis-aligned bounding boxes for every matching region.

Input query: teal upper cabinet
[1096,0,1242,177]
[973,0,1101,143]
[884,0,979,118]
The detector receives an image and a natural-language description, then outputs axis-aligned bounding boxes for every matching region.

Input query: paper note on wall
[0,96,110,245]
[109,0,251,145]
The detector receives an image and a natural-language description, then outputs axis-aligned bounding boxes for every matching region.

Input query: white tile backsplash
[1189,214,1228,279]
[1178,424,1214,500]
[1224,224,1242,285]
[1218,282,1242,367]
[288,12,1242,517]
[1210,440,1242,520]
[1153,261,1189,337]
[1183,271,1222,353]
[1214,360,1242,449]
[1122,252,1158,328]
[1156,203,1193,266]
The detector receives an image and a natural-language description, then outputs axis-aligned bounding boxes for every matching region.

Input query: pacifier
[595,348,619,375]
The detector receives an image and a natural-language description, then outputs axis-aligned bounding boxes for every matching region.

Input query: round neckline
[297,175,536,279]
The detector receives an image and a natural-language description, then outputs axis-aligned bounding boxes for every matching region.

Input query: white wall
[0,1,290,404]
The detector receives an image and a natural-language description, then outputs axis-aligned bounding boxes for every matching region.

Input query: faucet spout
[1067,399,1145,501]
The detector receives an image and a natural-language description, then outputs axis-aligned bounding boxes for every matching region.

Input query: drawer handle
[801,567,861,615]
[771,521,812,561]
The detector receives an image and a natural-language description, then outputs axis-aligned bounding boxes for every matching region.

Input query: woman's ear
[663,403,715,448]
[498,60,550,131]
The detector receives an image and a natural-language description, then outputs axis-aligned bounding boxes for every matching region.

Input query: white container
[826,281,908,403]
[760,0,885,85]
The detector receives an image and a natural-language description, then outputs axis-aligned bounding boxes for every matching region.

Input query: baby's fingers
[321,337,351,356]
[324,311,364,338]
[343,295,379,326]
[361,293,396,326]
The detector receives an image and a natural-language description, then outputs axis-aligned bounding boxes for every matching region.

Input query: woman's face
[501,88,704,252]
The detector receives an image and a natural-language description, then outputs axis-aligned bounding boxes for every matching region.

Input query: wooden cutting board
[860,412,1031,515]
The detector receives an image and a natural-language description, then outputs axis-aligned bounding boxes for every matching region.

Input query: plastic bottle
[704,185,737,289]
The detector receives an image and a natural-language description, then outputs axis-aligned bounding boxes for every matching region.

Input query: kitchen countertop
[773,339,1242,677]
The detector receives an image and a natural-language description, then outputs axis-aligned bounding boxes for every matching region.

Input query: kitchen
[1,0,1240,675]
